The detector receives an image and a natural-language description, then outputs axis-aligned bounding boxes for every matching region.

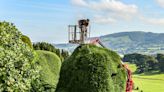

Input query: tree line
[123,53,164,73]
[33,42,69,61]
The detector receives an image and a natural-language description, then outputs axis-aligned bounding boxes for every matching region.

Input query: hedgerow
[33,50,61,91]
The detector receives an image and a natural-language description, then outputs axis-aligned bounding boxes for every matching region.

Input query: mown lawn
[133,74,164,92]
[125,62,164,92]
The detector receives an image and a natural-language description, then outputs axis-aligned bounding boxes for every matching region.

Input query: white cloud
[156,0,164,8]
[71,0,138,24]
[94,15,116,24]
[71,0,87,6]
[71,0,164,26]
[71,0,138,14]
[140,16,164,25]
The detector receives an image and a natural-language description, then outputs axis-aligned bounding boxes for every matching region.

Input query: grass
[126,62,164,92]
[133,74,164,92]
[36,50,61,90]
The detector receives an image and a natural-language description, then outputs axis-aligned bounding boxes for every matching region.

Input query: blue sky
[0,0,164,43]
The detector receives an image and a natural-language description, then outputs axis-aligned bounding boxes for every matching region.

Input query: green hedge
[34,50,61,91]
[0,21,39,91]
[21,35,33,49]
[56,44,127,92]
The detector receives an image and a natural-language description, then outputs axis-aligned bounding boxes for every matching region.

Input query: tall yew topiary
[56,44,127,92]
[0,22,39,91]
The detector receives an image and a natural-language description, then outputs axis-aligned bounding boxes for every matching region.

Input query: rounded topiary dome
[56,44,127,92]
[35,50,61,91]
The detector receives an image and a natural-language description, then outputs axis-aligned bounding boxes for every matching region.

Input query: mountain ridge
[54,31,164,55]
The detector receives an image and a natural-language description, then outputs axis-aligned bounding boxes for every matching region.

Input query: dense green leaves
[32,50,61,91]
[21,35,33,49]
[1,21,132,92]
[56,44,127,92]
[0,21,40,91]
[33,42,69,61]
[123,53,159,73]
[156,54,164,72]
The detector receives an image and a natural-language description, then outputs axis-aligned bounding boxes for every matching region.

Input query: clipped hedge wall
[34,50,61,91]
[56,44,127,92]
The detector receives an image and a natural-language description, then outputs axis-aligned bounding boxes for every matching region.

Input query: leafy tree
[33,42,57,53]
[33,42,69,61]
[156,54,164,72]
[146,58,158,71]
[123,53,139,64]
[0,21,40,91]
[123,53,158,73]
[61,49,69,60]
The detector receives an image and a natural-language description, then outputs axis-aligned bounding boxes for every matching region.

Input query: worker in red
[123,64,133,92]
[78,19,89,43]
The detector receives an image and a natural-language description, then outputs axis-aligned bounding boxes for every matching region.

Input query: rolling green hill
[55,31,164,55]
[100,31,164,54]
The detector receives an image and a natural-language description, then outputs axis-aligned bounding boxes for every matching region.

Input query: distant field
[125,62,164,92]
[133,74,164,92]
